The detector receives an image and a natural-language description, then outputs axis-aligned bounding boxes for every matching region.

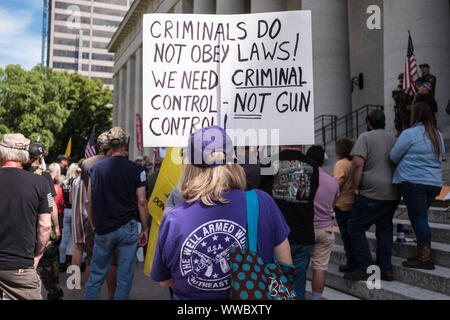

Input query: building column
[193,0,216,13]
[113,73,119,126]
[216,0,246,14]
[302,0,352,118]
[251,0,286,12]
[119,65,127,129]
[126,56,136,159]
[384,0,450,130]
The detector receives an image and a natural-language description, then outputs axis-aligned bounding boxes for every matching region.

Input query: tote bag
[229,190,298,300]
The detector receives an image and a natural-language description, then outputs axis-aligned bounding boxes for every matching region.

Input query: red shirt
[54,184,64,214]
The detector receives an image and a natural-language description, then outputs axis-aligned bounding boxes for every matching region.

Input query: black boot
[402,243,435,270]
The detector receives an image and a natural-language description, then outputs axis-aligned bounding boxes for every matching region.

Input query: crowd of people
[0,93,445,300]
[151,102,445,300]
[0,128,153,300]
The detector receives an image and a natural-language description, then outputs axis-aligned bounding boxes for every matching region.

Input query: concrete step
[330,244,450,296]
[305,280,361,300]
[394,205,450,224]
[307,263,450,300]
[334,230,450,268]
[365,218,450,244]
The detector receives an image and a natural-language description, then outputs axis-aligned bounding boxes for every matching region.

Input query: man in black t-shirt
[0,134,53,300]
[84,127,149,300]
[264,145,319,300]
[27,142,63,300]
[79,131,118,300]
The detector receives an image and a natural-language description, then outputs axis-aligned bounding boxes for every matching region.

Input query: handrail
[314,105,384,149]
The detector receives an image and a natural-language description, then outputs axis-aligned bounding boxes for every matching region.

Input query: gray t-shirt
[166,186,185,208]
[351,129,400,201]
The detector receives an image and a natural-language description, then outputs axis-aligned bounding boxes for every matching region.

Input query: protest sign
[142,11,314,147]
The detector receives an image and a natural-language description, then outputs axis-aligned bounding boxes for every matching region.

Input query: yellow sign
[144,147,183,276]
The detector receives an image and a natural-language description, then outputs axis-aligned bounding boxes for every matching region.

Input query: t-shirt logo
[180,220,246,291]
[140,171,146,183]
[272,160,314,203]
[47,193,53,209]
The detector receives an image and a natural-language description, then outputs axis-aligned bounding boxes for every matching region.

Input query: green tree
[0,64,113,163]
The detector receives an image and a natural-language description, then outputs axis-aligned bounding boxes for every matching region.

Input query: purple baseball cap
[187,126,235,168]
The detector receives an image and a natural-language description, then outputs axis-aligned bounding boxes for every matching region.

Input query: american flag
[402,32,418,97]
[85,127,96,159]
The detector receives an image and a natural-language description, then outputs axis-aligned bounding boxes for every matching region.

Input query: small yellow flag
[143,147,183,276]
[64,138,72,157]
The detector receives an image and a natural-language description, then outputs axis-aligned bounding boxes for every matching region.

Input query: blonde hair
[179,152,246,206]
[64,163,79,184]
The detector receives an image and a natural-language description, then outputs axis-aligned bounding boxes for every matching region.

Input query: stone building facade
[108,0,450,161]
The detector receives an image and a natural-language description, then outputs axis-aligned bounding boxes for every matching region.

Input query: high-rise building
[44,0,134,89]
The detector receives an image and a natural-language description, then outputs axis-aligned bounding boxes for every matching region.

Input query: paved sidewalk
[41,262,171,300]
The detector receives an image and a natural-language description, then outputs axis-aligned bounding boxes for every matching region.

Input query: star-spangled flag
[85,127,96,159]
[403,32,418,97]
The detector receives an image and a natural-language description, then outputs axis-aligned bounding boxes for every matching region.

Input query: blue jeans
[85,219,139,300]
[401,182,441,245]
[290,244,312,300]
[59,208,72,264]
[348,195,399,273]
[334,208,357,270]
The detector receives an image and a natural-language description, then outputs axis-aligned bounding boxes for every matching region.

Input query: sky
[0,0,44,70]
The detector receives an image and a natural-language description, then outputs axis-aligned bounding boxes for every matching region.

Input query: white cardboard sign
[143,11,314,147]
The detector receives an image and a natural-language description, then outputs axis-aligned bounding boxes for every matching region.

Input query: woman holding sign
[150,126,292,299]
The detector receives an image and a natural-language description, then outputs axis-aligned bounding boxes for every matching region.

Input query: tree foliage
[0,64,113,163]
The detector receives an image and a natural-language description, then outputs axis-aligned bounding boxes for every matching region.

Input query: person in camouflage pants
[37,223,64,300]
[393,73,413,136]
[27,143,64,300]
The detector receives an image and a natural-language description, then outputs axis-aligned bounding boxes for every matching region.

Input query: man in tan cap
[0,134,53,300]
[84,127,148,300]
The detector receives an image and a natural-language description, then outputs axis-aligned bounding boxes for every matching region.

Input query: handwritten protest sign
[142,11,314,147]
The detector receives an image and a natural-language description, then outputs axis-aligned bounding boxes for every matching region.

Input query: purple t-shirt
[314,168,340,229]
[151,189,290,300]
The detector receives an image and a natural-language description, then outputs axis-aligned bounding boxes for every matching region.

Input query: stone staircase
[306,205,450,300]
[441,124,450,186]
[305,123,450,300]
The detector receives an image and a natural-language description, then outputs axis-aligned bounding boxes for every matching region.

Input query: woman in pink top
[333,138,357,274]
[306,146,339,300]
